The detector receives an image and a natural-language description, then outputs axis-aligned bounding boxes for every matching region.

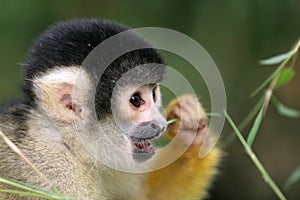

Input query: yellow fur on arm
[146,96,222,200]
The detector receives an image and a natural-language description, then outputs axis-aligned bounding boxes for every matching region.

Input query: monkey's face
[33,66,166,165]
[112,83,167,163]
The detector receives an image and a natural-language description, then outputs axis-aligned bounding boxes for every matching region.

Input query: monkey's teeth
[136,140,147,149]
[131,138,153,153]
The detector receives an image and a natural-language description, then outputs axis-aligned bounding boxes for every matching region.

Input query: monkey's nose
[138,121,166,133]
[151,123,166,133]
[151,123,158,129]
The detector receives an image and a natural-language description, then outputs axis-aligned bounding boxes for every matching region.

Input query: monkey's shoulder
[0,100,30,142]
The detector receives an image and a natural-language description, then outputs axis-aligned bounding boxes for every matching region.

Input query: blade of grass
[0,177,74,200]
[251,38,300,97]
[225,111,287,200]
[259,52,292,65]
[247,108,263,147]
[0,178,52,198]
[284,166,300,190]
[224,96,264,146]
[290,37,300,55]
[167,118,177,125]
[1,178,61,196]
[271,96,300,118]
[207,112,223,117]
[275,68,295,89]
[155,118,178,147]
[251,58,289,97]
[0,130,49,184]
[0,189,56,200]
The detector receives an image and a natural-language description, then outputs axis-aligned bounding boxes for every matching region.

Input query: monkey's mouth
[129,136,157,162]
[131,138,154,153]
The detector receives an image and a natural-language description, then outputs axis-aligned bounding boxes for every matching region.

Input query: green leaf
[247,108,264,147]
[251,63,285,97]
[223,96,264,147]
[0,189,54,199]
[285,166,300,189]
[259,52,292,65]
[271,96,300,118]
[0,177,74,200]
[225,112,287,200]
[275,68,295,89]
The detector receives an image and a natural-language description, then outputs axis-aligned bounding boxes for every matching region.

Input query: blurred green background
[0,0,299,199]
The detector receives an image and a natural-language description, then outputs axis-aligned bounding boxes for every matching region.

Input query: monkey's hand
[165,94,208,146]
[147,95,222,200]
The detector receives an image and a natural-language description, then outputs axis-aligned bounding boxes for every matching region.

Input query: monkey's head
[23,19,166,166]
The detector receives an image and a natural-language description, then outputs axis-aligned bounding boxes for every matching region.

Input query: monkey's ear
[34,67,88,122]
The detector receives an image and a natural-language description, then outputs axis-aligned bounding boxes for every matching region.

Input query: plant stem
[223,95,264,147]
[0,130,50,184]
[225,111,287,200]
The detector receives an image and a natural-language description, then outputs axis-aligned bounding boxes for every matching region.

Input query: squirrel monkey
[0,19,221,199]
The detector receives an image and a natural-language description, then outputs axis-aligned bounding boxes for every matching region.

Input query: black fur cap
[22,19,165,118]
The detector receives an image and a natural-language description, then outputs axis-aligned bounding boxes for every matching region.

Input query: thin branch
[225,111,287,200]
[0,130,50,185]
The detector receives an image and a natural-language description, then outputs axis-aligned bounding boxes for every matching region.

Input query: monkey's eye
[130,93,144,107]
